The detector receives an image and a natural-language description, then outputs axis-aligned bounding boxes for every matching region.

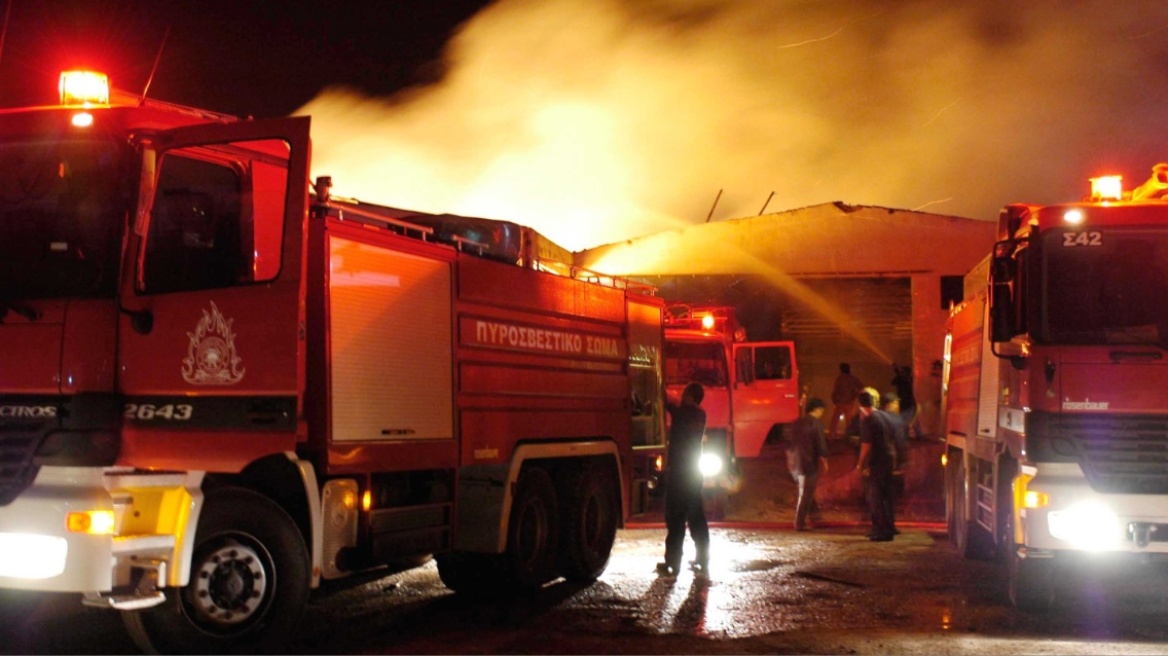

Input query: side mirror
[991,255,1016,283]
[990,282,1015,342]
[990,239,1016,342]
[990,239,1019,283]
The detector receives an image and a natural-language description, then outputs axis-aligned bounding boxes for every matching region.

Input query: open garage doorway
[783,277,912,413]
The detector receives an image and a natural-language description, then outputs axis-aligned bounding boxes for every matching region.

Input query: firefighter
[880,391,910,478]
[788,397,829,531]
[854,390,897,541]
[657,382,709,576]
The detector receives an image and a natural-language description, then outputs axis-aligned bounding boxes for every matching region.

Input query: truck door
[731,341,800,458]
[116,117,311,471]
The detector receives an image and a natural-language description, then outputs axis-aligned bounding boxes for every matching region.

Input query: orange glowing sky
[297,0,1168,251]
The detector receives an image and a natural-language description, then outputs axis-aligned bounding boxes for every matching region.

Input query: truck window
[755,345,793,380]
[0,139,125,300]
[736,346,754,383]
[665,341,726,387]
[630,364,662,447]
[140,139,288,294]
[1040,228,1168,346]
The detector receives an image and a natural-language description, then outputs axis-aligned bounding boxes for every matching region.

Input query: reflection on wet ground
[6,435,1168,656]
[600,526,943,639]
[7,523,1168,654]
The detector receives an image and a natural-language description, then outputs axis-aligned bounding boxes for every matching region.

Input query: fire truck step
[82,589,167,611]
[111,534,176,554]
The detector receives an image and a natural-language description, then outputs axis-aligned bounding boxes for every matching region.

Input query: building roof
[575,202,996,278]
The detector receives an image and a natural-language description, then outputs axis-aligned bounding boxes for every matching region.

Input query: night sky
[0,0,490,117]
[6,1,1168,251]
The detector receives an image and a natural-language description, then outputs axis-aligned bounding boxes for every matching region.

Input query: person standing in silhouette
[855,390,897,541]
[658,382,710,576]
[788,397,829,531]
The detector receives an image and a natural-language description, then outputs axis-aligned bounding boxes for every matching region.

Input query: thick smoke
[298,0,1168,251]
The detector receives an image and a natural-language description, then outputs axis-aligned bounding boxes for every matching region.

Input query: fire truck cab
[942,167,1168,610]
[662,305,799,516]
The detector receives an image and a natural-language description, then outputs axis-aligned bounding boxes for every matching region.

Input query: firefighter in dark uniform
[855,390,897,541]
[657,382,709,576]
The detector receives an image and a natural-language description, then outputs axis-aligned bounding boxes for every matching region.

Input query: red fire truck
[0,71,666,652]
[942,166,1168,610]
[662,305,799,515]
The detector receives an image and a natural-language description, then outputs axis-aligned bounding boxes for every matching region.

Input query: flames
[296,0,1168,251]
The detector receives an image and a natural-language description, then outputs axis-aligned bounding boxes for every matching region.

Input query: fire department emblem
[182,302,245,385]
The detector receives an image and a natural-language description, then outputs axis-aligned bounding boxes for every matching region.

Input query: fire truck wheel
[559,463,619,582]
[995,461,1019,562]
[961,466,997,560]
[435,552,504,595]
[965,521,996,560]
[1008,546,1054,612]
[123,487,310,654]
[945,450,967,550]
[504,467,559,588]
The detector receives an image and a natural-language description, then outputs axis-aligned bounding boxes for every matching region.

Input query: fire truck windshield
[665,340,727,387]
[1040,228,1168,346]
[0,139,125,300]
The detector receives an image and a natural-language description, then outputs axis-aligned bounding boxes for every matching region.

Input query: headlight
[0,533,68,579]
[1048,502,1120,551]
[699,452,724,477]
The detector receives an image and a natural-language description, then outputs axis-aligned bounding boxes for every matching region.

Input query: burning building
[576,201,995,438]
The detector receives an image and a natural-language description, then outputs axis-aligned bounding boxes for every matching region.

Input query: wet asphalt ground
[7,441,1168,654]
[10,520,1168,654]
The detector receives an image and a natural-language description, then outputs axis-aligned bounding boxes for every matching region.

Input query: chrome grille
[1054,414,1168,495]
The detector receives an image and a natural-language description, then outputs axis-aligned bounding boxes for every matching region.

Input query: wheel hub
[191,540,267,625]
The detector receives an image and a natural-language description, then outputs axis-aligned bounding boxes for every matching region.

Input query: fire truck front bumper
[0,467,115,593]
[1020,465,1168,555]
